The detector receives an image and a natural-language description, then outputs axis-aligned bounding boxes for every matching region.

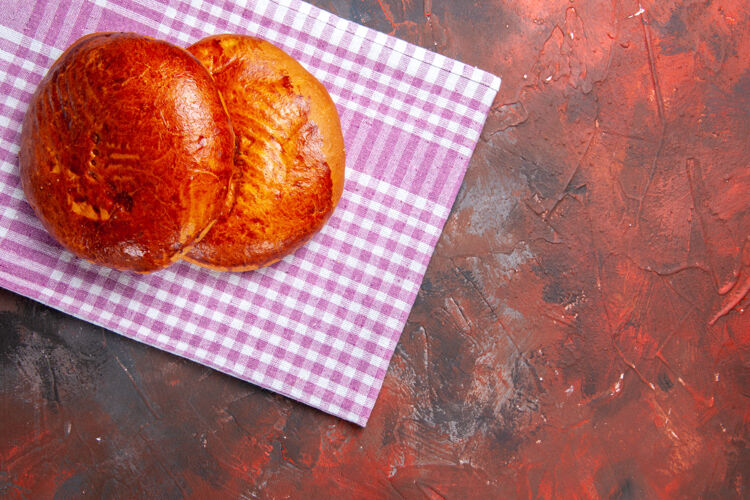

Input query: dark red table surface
[2,0,748,498]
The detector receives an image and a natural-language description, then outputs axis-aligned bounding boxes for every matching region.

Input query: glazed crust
[19,33,235,272]
[184,34,346,271]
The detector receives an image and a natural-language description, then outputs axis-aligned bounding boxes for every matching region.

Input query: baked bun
[19,33,235,272]
[183,34,345,271]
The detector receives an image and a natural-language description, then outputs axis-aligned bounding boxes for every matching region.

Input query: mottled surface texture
[1,0,748,497]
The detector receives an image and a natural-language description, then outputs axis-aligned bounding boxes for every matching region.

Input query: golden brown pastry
[19,32,235,272]
[184,34,345,271]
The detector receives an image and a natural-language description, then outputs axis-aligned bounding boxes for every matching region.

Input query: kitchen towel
[0,0,500,426]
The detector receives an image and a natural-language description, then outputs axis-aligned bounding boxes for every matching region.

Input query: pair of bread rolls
[19,32,345,273]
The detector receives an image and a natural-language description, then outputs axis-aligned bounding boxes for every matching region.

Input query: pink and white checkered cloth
[0,0,500,425]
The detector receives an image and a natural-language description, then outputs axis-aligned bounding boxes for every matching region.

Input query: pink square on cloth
[0,0,500,425]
